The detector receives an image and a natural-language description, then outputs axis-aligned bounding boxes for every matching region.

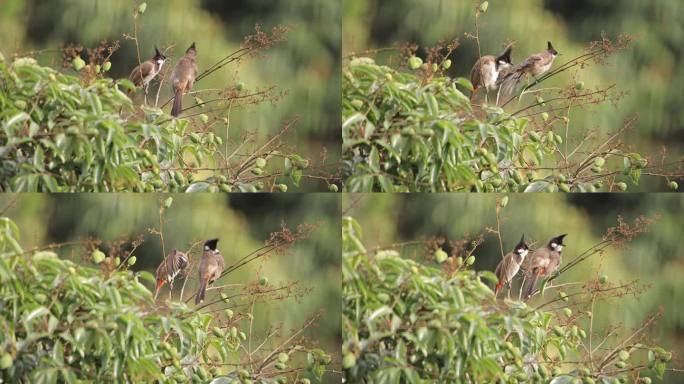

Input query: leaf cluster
[0,217,330,383]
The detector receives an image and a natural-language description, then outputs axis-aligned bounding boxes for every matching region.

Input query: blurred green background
[0,0,341,190]
[0,193,341,373]
[345,193,684,382]
[343,0,684,191]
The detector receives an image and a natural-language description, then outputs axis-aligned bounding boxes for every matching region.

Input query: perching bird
[128,46,167,92]
[522,234,566,299]
[500,41,559,96]
[470,44,513,101]
[170,42,198,117]
[494,235,529,296]
[195,238,224,304]
[154,249,189,298]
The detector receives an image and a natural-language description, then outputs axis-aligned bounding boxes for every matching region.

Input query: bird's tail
[522,272,539,300]
[195,280,207,304]
[171,88,182,117]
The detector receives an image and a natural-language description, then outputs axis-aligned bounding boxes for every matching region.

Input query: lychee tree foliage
[341,216,674,383]
[0,217,331,383]
[341,49,682,193]
[0,56,314,192]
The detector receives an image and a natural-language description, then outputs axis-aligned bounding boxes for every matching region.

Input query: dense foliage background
[342,0,684,192]
[0,0,340,191]
[0,194,341,382]
[345,193,684,382]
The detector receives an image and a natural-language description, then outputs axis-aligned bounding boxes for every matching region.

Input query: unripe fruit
[465,255,475,266]
[616,182,627,191]
[563,308,572,317]
[599,275,608,284]
[541,112,549,121]
[200,114,209,124]
[102,61,111,71]
[235,82,245,91]
[329,184,339,192]
[276,184,288,192]
[137,3,147,14]
[408,56,423,70]
[72,57,86,71]
[255,157,267,168]
[669,181,679,190]
[434,249,448,263]
[127,256,137,266]
[442,59,452,69]
[343,353,356,369]
[251,167,263,175]
[575,81,585,90]
[92,249,106,264]
[278,353,289,363]
[164,197,173,208]
[479,1,489,12]
[259,276,268,286]
[594,157,605,167]
[0,353,13,369]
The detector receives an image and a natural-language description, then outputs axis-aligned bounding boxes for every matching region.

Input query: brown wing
[129,61,153,86]
[494,258,504,283]
[212,251,225,280]
[519,53,543,70]
[470,58,482,89]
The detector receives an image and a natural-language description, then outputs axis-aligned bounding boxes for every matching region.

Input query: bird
[500,41,559,96]
[128,46,167,92]
[195,238,224,304]
[522,234,566,299]
[494,234,529,296]
[170,42,198,117]
[470,44,513,101]
[154,249,189,298]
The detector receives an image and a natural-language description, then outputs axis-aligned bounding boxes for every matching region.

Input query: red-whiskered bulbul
[494,234,529,296]
[195,238,224,304]
[170,42,198,117]
[522,233,566,299]
[129,46,167,91]
[154,249,189,298]
[500,41,559,95]
[470,44,513,100]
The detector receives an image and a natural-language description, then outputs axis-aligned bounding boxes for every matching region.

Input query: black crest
[204,238,219,251]
[549,234,567,246]
[515,234,529,252]
[187,42,197,53]
[497,45,513,65]
[154,46,166,60]
[547,41,559,55]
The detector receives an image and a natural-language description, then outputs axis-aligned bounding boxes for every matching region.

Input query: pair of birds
[154,238,225,304]
[470,41,560,100]
[494,233,567,299]
[128,43,198,117]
